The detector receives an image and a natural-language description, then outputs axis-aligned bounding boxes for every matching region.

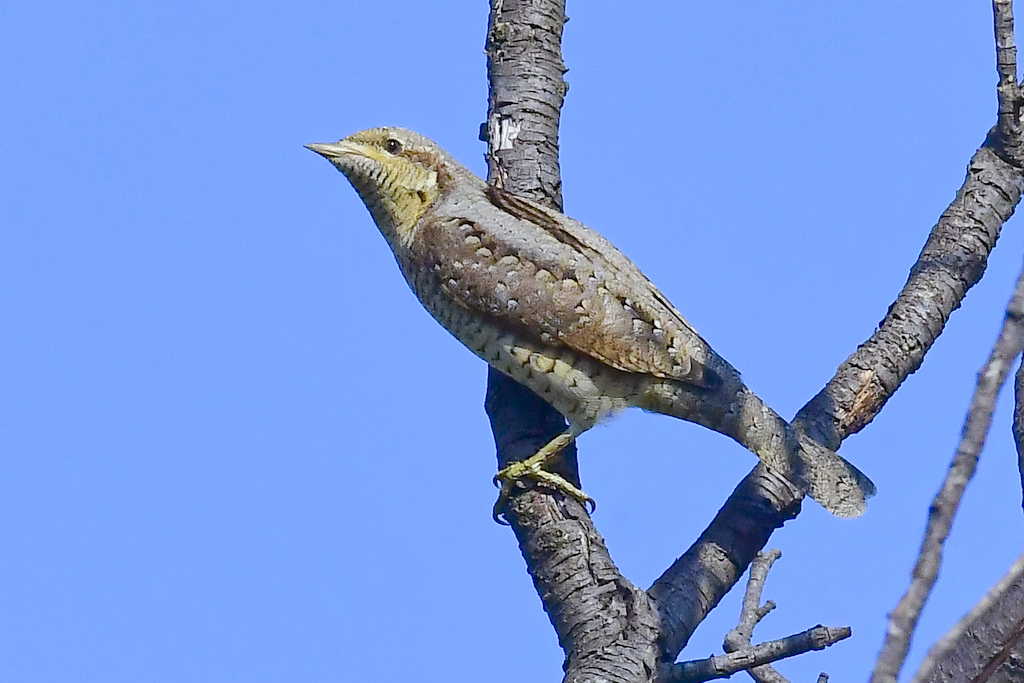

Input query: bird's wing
[414,186,720,388]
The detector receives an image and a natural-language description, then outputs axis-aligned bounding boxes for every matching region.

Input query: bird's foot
[491,431,595,524]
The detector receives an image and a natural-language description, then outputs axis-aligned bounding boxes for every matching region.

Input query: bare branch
[993,0,1024,163]
[712,550,839,683]
[796,0,1024,446]
[652,143,1024,674]
[870,262,1024,682]
[651,0,1024,658]
[483,3,1024,681]
[659,626,850,683]
[995,0,1017,90]
[482,3,662,683]
[725,550,786,683]
[482,0,566,205]
[1014,358,1024,509]
[794,145,1022,450]
[649,467,801,659]
[912,552,1024,683]
[725,549,782,654]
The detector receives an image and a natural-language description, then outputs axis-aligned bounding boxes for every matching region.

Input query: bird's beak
[305,141,350,160]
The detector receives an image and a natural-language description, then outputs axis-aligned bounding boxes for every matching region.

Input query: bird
[306,126,875,520]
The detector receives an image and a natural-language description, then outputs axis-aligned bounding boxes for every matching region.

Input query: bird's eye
[385,138,402,154]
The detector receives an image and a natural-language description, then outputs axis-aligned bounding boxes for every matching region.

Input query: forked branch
[483,1,1024,681]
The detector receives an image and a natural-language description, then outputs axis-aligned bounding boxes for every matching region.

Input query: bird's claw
[491,460,596,524]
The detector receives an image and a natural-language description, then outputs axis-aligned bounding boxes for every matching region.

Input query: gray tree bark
[911,553,1024,683]
[482,1,1024,681]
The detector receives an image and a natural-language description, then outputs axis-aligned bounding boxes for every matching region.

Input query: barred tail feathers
[641,378,875,517]
[796,435,876,518]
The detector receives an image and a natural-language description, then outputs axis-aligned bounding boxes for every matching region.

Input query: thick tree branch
[482,2,1024,681]
[649,475,801,660]
[650,1,1024,657]
[911,551,1024,683]
[482,3,662,682]
[993,0,1024,164]
[870,262,1024,682]
[796,145,1023,450]
[794,0,1024,452]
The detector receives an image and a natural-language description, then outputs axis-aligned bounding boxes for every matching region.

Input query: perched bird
[307,127,875,519]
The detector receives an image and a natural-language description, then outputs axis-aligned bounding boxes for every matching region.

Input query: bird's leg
[492,429,595,523]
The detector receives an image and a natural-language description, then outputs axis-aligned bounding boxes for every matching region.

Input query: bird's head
[307,127,451,247]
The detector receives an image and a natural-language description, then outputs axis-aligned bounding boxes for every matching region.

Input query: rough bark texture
[795,146,1024,450]
[483,2,662,682]
[481,1,1024,681]
[1015,358,1024,509]
[649,142,1024,664]
[483,0,566,208]
[648,467,801,659]
[994,0,1024,167]
[871,264,1024,682]
[912,552,1024,683]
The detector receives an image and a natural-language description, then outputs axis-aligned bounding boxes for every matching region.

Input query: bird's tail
[794,434,875,518]
[642,379,875,517]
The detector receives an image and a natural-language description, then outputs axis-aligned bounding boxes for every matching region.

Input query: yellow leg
[492,429,595,524]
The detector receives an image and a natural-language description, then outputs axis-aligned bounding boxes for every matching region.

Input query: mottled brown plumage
[308,127,875,518]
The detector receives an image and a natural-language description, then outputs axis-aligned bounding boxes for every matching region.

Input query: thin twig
[725,549,781,654]
[660,626,850,683]
[871,262,1024,683]
[722,550,804,683]
[1015,359,1024,509]
[725,551,784,682]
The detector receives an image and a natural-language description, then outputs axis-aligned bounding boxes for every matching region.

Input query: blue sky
[3,1,1022,681]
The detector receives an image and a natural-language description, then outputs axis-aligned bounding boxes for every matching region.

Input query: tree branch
[993,0,1024,164]
[482,3,662,682]
[911,551,1024,683]
[870,259,1024,682]
[724,550,787,683]
[1015,358,1024,509]
[794,145,1021,449]
[726,549,781,650]
[650,0,1024,659]
[483,2,1024,680]
[867,2,1024,678]
[648,468,802,659]
[659,625,850,683]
